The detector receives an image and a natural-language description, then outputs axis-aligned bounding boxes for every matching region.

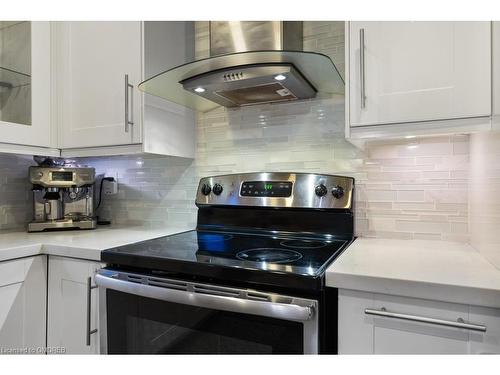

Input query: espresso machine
[28,164,97,232]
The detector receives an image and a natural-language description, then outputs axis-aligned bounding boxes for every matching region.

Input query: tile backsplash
[469,132,500,268]
[86,106,469,242]
[0,154,34,230]
[0,21,469,242]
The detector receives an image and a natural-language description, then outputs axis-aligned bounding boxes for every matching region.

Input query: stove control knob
[201,184,212,196]
[213,183,223,195]
[331,185,344,199]
[314,184,328,197]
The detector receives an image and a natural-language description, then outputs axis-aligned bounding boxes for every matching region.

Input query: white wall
[469,132,500,269]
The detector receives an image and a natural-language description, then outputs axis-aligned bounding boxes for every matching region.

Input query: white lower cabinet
[0,256,47,354]
[469,306,500,354]
[338,289,500,354]
[47,256,103,354]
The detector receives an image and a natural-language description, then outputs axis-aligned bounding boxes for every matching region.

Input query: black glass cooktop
[101,230,352,291]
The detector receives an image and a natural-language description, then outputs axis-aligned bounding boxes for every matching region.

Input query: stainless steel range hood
[138,21,344,112]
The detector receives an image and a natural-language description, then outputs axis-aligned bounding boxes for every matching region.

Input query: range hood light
[274,74,287,81]
[194,87,206,93]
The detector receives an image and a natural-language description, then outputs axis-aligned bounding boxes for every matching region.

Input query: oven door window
[106,290,304,354]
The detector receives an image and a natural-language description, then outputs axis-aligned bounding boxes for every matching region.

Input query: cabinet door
[349,22,491,127]
[0,256,47,353]
[338,289,471,354]
[58,21,142,148]
[47,256,103,354]
[1,22,52,147]
[338,289,374,354]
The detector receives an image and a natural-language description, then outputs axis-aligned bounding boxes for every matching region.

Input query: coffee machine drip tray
[28,218,97,232]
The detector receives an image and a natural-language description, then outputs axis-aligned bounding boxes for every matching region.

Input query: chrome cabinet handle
[124,74,134,133]
[95,273,315,322]
[365,307,487,332]
[86,276,98,346]
[359,28,366,109]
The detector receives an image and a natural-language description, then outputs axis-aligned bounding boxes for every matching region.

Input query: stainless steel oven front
[96,269,319,354]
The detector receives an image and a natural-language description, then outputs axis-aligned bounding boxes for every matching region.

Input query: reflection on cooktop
[197,233,233,242]
[280,239,327,249]
[236,248,303,264]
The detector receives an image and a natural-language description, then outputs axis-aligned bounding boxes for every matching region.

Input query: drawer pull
[365,307,486,332]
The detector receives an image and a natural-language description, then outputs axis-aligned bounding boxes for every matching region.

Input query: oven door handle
[95,273,315,322]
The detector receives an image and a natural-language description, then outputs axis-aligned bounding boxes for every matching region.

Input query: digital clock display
[240,181,293,197]
[51,171,74,182]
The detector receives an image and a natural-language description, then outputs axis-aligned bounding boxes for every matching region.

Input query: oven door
[96,269,318,354]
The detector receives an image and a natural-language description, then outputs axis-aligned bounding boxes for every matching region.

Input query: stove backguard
[195,172,354,238]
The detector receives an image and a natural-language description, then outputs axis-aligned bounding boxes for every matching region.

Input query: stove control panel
[196,172,354,210]
[240,181,293,197]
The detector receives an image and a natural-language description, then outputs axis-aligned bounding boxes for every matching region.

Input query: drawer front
[338,289,489,354]
[370,293,470,354]
[469,305,500,354]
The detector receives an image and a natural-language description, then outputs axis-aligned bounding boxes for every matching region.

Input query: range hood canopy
[138,22,344,112]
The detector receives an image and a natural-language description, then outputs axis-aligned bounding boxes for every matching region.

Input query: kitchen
[0,0,500,371]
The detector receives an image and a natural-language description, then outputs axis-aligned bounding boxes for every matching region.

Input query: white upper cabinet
[347,22,491,130]
[1,22,52,149]
[493,22,500,127]
[57,22,142,148]
[56,21,195,158]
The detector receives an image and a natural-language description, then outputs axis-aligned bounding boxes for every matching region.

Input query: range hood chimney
[138,21,344,112]
[209,21,303,56]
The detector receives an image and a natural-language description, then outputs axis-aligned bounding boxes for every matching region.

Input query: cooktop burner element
[280,239,327,249]
[236,248,303,263]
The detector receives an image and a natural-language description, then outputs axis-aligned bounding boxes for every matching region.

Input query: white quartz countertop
[0,225,194,262]
[326,238,500,309]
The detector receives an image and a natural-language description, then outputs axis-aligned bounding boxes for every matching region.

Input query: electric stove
[97,172,355,354]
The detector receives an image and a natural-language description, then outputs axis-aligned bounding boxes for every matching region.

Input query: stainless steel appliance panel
[96,269,318,354]
[195,172,354,210]
[209,21,303,56]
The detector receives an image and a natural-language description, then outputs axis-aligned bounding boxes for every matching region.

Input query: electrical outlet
[103,179,118,195]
